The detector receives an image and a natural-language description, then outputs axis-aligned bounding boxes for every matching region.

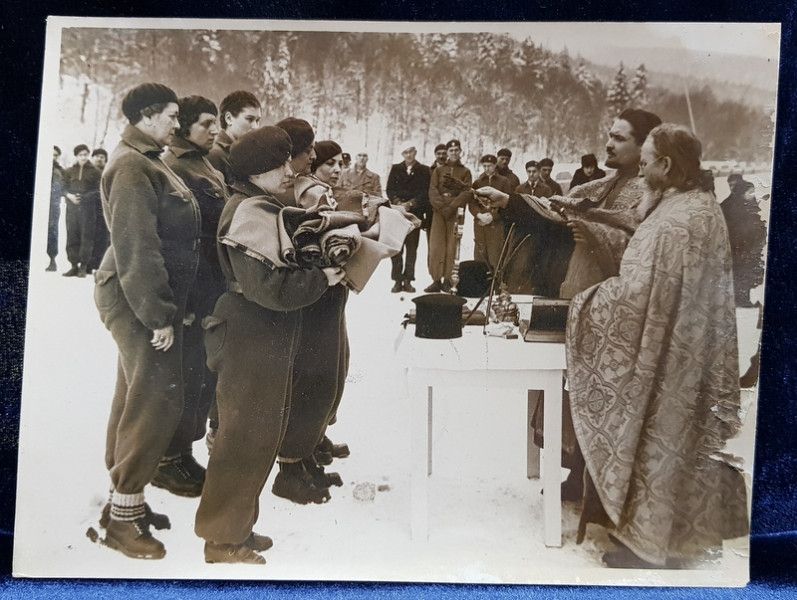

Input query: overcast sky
[509,22,781,60]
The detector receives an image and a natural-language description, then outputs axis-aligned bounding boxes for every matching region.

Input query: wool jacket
[207,129,235,187]
[97,124,201,331]
[428,160,472,219]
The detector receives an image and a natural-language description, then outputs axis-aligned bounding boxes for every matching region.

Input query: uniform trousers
[428,211,459,282]
[473,220,505,272]
[47,195,60,259]
[65,199,97,266]
[279,284,348,460]
[195,291,301,545]
[390,226,421,282]
[98,280,187,495]
[166,252,225,455]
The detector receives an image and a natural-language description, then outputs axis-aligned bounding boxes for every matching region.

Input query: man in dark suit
[386,141,431,292]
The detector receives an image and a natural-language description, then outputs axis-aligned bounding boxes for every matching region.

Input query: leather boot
[271,461,330,505]
[204,541,266,565]
[316,435,350,460]
[302,456,343,488]
[104,518,166,560]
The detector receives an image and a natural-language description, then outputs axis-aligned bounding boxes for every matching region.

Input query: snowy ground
[13,175,764,586]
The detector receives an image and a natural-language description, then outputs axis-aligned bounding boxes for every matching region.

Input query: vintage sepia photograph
[14,18,779,586]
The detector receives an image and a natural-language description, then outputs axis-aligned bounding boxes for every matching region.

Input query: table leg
[428,386,433,476]
[542,371,563,547]
[527,389,541,479]
[409,375,429,541]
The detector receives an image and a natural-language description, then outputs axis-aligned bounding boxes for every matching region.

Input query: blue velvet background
[1,1,795,597]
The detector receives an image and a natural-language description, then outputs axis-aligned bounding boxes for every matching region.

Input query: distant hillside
[579,46,779,108]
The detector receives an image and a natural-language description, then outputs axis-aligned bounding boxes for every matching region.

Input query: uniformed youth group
[73,80,759,569]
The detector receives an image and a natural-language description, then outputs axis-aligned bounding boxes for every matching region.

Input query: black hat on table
[230,126,292,180]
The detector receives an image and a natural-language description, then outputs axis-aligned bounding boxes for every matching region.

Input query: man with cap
[158,95,228,498]
[426,139,473,292]
[469,154,512,270]
[340,151,382,196]
[62,143,102,277]
[385,141,431,293]
[207,90,261,187]
[496,148,520,188]
[538,157,564,196]
[87,148,109,274]
[341,152,352,171]
[430,143,448,172]
[195,125,344,564]
[93,82,200,560]
[569,153,606,189]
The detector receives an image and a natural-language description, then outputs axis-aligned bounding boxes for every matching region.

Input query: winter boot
[271,460,331,505]
[316,435,350,460]
[103,492,165,560]
[204,541,266,565]
[245,532,274,552]
[180,448,207,482]
[302,456,343,488]
[151,455,204,497]
[403,280,416,293]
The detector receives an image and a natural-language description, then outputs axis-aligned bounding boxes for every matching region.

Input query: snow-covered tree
[629,63,650,107]
[606,62,632,116]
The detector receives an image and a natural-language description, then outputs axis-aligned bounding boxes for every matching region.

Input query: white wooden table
[395,326,567,547]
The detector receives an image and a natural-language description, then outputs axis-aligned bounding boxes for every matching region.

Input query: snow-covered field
[12,175,763,586]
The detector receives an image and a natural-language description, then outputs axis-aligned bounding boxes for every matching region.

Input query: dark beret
[230,126,292,180]
[342,152,351,160]
[73,144,90,156]
[581,153,598,168]
[276,117,315,158]
[525,160,539,170]
[121,83,178,123]
[312,140,343,172]
[446,139,461,150]
[497,148,512,158]
[434,144,447,153]
[480,154,497,164]
[538,158,554,168]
